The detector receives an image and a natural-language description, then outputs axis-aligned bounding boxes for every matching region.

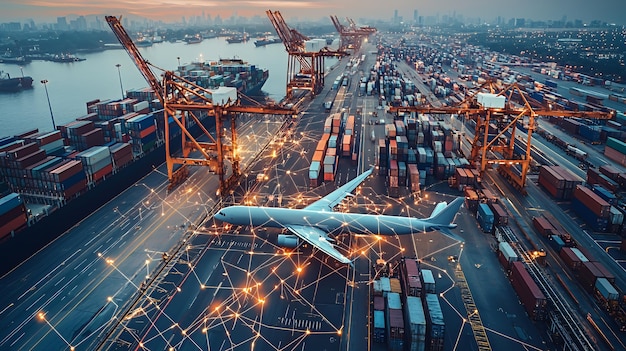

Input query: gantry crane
[106,16,297,195]
[266,10,348,98]
[330,15,377,52]
[390,80,614,194]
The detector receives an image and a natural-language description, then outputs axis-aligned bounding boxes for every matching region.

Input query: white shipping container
[498,242,518,262]
[210,86,238,106]
[476,92,506,108]
[78,146,111,166]
[133,100,150,112]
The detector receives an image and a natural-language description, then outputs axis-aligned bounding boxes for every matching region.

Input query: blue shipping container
[477,203,494,233]
[0,193,23,217]
[549,235,565,253]
[592,185,616,205]
[572,198,608,232]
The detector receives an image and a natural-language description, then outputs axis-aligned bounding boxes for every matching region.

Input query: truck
[323,100,333,112]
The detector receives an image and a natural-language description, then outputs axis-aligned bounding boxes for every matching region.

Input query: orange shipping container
[312,150,325,163]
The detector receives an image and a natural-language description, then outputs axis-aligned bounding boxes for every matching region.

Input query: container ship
[0,62,267,271]
[177,58,268,96]
[0,71,33,92]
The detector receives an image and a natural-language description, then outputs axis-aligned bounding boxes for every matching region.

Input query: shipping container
[387,308,405,351]
[549,235,565,253]
[374,296,385,311]
[373,310,386,343]
[498,242,518,269]
[405,296,427,351]
[595,277,619,301]
[578,261,603,293]
[421,269,435,294]
[424,294,445,351]
[477,203,494,233]
[509,262,547,320]
[532,216,556,236]
[573,185,610,218]
[560,247,588,271]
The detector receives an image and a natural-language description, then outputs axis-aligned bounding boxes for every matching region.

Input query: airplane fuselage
[217,206,453,235]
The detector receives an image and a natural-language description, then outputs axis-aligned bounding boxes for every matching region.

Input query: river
[0,37,337,137]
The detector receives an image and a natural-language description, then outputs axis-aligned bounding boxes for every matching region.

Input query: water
[0,38,300,137]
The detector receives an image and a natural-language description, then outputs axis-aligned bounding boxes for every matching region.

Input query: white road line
[25,294,45,312]
[74,258,87,270]
[8,332,24,348]
[84,234,99,246]
[54,277,65,286]
[17,248,81,301]
[0,303,13,316]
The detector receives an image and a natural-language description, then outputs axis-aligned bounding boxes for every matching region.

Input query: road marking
[54,277,65,286]
[84,234,99,246]
[8,332,24,348]
[25,294,45,311]
[0,303,13,316]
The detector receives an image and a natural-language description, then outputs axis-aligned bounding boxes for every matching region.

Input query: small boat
[184,34,202,44]
[254,37,282,47]
[49,53,86,63]
[0,71,33,92]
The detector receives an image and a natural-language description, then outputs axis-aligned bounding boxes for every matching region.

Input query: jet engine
[277,234,299,248]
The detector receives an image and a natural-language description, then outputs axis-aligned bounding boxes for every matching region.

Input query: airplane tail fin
[427,197,464,227]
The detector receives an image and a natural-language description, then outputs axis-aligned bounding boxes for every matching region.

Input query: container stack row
[309,113,345,187]
[373,257,446,351]
[571,185,611,232]
[538,165,583,200]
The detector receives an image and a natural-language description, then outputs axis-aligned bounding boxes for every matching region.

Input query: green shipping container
[606,137,626,155]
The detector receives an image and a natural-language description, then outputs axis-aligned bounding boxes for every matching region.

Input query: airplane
[213,167,464,264]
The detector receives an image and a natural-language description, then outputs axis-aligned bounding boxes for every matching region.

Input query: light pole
[115,64,124,99]
[40,79,56,130]
[19,66,24,77]
[177,56,181,68]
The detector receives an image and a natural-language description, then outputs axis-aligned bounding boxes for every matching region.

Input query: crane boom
[105,16,164,105]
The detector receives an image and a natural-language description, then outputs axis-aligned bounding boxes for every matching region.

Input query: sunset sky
[2,0,624,24]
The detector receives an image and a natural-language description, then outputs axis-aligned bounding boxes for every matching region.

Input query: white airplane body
[214,168,464,264]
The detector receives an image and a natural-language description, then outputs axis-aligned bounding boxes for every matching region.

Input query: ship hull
[0,76,33,92]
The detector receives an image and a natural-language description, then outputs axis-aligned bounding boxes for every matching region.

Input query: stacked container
[404,296,426,351]
[424,294,445,351]
[605,137,626,167]
[109,143,133,171]
[75,146,112,185]
[0,193,28,240]
[572,185,610,232]
[126,114,157,154]
[386,292,404,351]
[409,164,420,193]
[401,258,422,297]
[538,165,582,199]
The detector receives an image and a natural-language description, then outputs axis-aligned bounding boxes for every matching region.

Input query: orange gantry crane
[106,16,296,195]
[266,10,348,98]
[390,81,614,194]
[330,15,377,52]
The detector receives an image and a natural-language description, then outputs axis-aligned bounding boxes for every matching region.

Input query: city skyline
[2,0,625,25]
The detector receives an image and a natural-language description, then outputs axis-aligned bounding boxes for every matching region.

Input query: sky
[2,0,625,24]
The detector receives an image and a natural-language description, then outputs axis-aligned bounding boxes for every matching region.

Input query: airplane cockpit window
[219,211,226,216]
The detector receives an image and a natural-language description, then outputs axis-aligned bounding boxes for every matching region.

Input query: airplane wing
[304,167,373,212]
[284,224,352,264]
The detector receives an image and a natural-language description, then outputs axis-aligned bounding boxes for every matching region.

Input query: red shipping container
[0,213,28,240]
[6,142,38,160]
[532,216,556,236]
[510,261,547,320]
[92,164,113,183]
[592,261,615,284]
[599,164,621,181]
[63,180,86,198]
[139,125,157,139]
[16,149,46,169]
[323,172,334,182]
[577,261,603,293]
[573,185,610,218]
[559,247,587,271]
[0,140,25,153]
[404,258,419,277]
[604,146,626,167]
[0,204,27,225]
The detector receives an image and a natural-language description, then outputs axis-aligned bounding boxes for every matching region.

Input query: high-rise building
[414,10,418,23]
[56,17,68,31]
